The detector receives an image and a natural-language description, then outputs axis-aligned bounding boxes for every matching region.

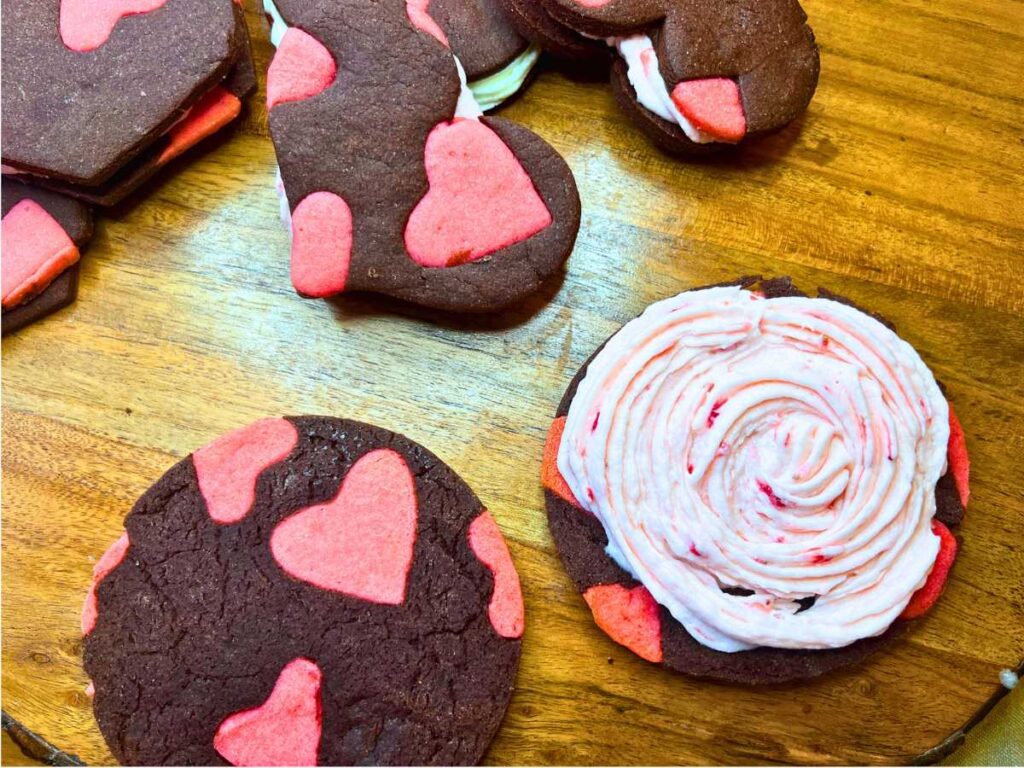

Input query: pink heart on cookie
[405,119,552,268]
[214,658,322,767]
[671,79,747,143]
[271,449,418,604]
[60,0,168,53]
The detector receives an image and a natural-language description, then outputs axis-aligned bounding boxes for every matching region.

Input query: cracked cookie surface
[83,416,523,765]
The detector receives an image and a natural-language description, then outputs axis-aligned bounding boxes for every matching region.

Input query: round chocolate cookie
[543,277,968,684]
[83,416,524,765]
[518,0,820,153]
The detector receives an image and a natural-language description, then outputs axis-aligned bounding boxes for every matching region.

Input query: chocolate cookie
[543,277,968,684]
[495,0,610,61]
[524,0,820,152]
[21,18,258,208]
[266,0,580,314]
[265,0,539,111]
[2,0,243,186]
[82,416,524,765]
[430,0,530,81]
[2,179,93,335]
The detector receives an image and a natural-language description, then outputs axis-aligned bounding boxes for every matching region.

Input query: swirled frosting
[557,286,949,652]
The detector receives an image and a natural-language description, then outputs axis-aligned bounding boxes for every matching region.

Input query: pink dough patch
[290,192,352,298]
[406,0,449,46]
[59,0,167,52]
[158,86,242,166]
[214,658,322,767]
[81,532,130,635]
[900,520,958,620]
[404,119,552,268]
[947,404,970,508]
[1,199,81,310]
[267,28,338,111]
[468,512,524,639]
[542,417,582,508]
[271,449,418,604]
[193,418,299,525]
[86,682,95,698]
[573,0,612,6]
[583,583,663,663]
[671,78,747,143]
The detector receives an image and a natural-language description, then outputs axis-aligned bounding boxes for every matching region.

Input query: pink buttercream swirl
[558,286,949,652]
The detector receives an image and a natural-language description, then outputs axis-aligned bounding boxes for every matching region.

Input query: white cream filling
[559,286,949,652]
[470,45,541,111]
[614,35,714,144]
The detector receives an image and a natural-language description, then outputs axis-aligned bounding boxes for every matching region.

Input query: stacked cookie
[1,0,256,334]
[501,0,820,153]
[544,277,969,683]
[264,0,581,312]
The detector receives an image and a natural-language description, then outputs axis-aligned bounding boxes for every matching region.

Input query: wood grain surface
[3,0,1023,764]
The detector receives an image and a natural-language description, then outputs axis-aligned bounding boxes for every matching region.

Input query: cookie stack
[1,0,256,334]
[499,0,820,154]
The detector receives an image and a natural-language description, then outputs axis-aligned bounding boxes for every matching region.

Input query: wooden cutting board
[3,0,1022,764]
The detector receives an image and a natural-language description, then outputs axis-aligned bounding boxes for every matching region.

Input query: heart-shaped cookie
[267,0,580,313]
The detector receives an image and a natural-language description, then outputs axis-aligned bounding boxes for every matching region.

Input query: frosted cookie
[543,277,969,683]
[82,416,524,765]
[2,180,93,335]
[265,0,580,313]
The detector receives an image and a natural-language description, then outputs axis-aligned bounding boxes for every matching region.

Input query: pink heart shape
[289,192,353,298]
[404,119,552,268]
[468,512,524,639]
[267,28,337,111]
[406,0,449,47]
[583,583,663,663]
[60,0,168,53]
[81,532,130,636]
[214,658,322,767]
[671,78,747,143]
[270,449,418,604]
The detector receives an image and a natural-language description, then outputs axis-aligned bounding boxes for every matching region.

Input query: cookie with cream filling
[265,0,580,314]
[544,277,968,683]
[1,0,245,186]
[2,179,93,335]
[501,0,819,152]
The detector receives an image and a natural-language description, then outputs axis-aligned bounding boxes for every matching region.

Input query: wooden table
[3,0,1022,764]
